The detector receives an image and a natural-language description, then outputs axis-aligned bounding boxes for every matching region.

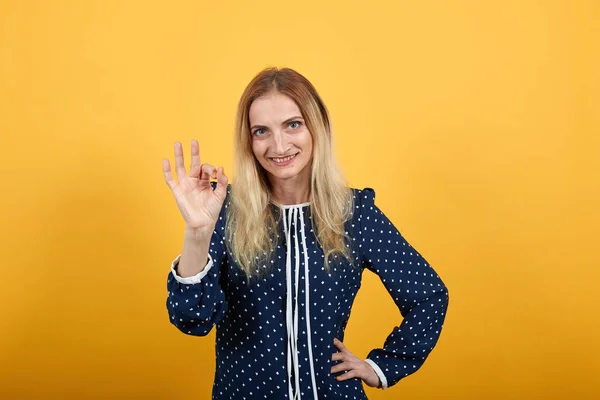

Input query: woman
[162,67,449,399]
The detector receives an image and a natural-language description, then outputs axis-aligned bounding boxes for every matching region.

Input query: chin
[270,169,298,179]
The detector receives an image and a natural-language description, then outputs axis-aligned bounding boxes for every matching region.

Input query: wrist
[364,358,387,389]
[184,224,215,240]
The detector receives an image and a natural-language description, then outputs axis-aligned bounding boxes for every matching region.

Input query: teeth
[272,154,295,163]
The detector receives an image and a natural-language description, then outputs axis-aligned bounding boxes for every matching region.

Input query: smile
[270,153,298,166]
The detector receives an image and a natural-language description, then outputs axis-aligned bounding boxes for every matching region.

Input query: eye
[253,128,266,136]
[289,121,302,129]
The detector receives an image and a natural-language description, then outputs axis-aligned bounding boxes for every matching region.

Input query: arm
[165,182,230,336]
[357,188,449,389]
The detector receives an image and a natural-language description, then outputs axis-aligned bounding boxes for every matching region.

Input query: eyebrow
[250,116,304,131]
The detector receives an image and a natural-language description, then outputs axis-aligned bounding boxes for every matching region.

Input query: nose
[272,130,289,154]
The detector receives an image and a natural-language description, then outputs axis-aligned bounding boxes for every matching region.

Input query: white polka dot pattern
[166,183,449,399]
[359,188,449,389]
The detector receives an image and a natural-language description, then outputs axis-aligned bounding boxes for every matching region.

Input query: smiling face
[249,91,313,188]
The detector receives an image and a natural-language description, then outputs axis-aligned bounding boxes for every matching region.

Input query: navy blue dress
[166,183,449,399]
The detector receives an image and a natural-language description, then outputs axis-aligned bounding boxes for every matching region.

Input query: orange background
[1,1,598,399]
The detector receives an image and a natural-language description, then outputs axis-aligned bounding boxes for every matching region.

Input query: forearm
[177,225,215,278]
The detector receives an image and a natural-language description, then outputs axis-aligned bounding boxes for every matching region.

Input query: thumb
[215,166,228,198]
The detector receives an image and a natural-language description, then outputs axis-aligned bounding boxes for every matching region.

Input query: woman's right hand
[163,139,228,231]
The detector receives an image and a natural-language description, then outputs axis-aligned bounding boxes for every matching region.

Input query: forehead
[249,92,301,124]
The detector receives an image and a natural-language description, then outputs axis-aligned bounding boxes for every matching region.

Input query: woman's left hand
[330,338,381,388]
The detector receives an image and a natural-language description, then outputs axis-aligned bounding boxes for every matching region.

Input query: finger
[336,369,360,381]
[331,352,345,362]
[200,163,217,181]
[163,158,176,190]
[173,142,188,183]
[330,361,353,374]
[333,338,347,352]
[189,139,201,178]
[215,166,228,199]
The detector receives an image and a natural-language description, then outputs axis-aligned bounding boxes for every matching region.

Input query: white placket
[281,205,319,400]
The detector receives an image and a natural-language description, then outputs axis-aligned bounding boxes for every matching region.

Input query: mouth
[269,153,298,166]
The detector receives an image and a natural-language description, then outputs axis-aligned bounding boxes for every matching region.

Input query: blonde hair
[226,67,355,281]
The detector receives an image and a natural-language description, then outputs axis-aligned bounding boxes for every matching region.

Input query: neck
[269,177,311,205]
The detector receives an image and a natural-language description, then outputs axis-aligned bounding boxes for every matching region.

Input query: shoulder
[348,187,379,233]
[350,186,376,211]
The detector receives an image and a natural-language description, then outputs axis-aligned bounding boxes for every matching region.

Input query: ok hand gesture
[162,139,228,231]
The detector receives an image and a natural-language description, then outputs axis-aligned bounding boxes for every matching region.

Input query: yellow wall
[1,1,598,398]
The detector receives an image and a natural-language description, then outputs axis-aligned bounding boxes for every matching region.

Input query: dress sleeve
[165,182,229,336]
[357,188,449,389]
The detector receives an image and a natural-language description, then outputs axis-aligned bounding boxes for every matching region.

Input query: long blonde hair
[226,67,355,280]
